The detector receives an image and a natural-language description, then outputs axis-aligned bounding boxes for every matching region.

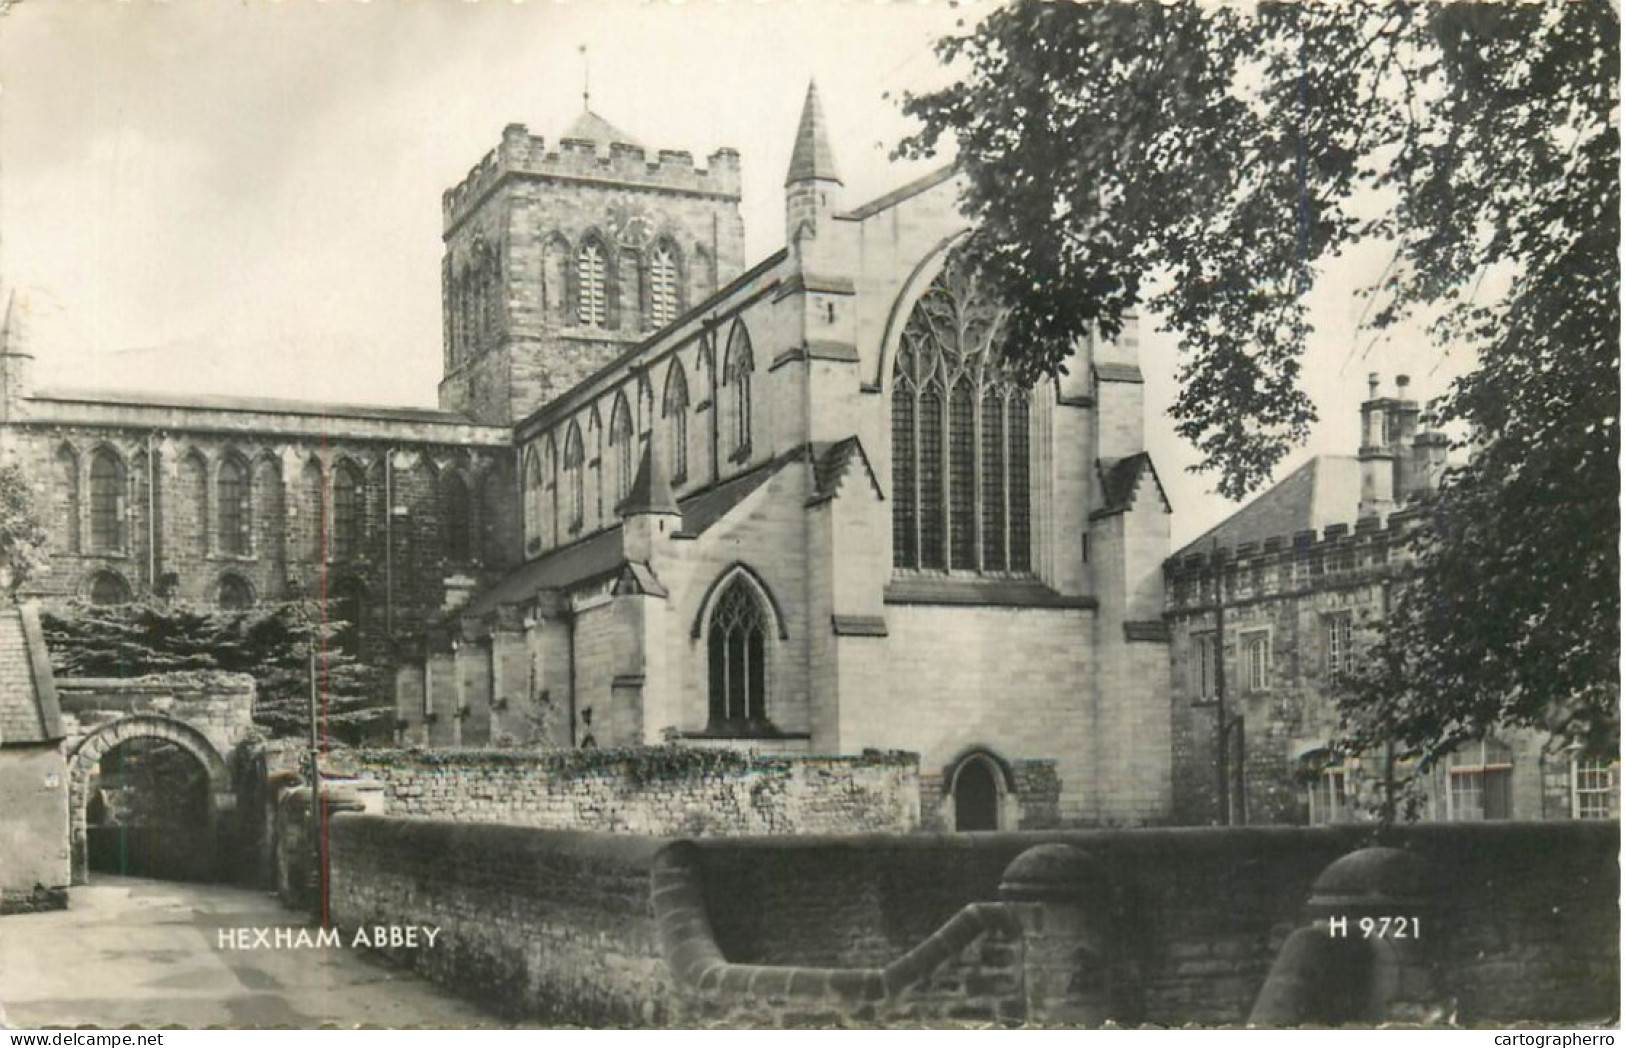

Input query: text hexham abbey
[0,86,1174,831]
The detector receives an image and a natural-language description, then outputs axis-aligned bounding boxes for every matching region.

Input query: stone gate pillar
[997,843,1115,1026]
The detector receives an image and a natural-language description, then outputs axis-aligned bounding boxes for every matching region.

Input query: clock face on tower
[606,200,657,250]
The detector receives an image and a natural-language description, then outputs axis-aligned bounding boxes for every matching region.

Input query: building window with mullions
[891,255,1032,574]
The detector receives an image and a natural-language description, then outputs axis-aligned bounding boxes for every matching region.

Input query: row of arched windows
[52,444,491,569]
[514,251,1037,582]
[546,232,690,334]
[446,231,711,369]
[520,319,755,555]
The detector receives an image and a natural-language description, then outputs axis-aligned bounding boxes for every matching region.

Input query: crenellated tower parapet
[1163,509,1425,613]
[442,124,742,235]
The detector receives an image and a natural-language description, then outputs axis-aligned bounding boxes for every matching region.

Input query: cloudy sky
[0,0,1468,546]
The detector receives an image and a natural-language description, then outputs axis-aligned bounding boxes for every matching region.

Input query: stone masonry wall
[323,747,920,836]
[320,818,1618,1027]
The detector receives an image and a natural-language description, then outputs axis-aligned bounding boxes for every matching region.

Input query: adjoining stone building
[1163,375,1620,826]
[401,84,1176,831]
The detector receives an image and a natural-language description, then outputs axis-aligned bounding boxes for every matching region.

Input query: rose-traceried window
[891,257,1032,573]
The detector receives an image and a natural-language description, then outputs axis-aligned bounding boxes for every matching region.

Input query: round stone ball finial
[998,844,1108,902]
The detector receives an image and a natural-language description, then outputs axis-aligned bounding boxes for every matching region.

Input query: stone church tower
[438,110,747,426]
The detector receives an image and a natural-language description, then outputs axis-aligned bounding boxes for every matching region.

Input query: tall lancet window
[577,238,608,328]
[563,423,585,533]
[609,393,634,505]
[662,360,689,485]
[89,449,126,554]
[707,576,770,728]
[891,256,1033,573]
[723,322,754,460]
[649,241,680,328]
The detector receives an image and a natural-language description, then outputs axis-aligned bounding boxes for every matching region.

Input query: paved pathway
[0,876,505,1029]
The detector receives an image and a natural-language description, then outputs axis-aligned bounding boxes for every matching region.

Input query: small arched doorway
[67,715,232,885]
[949,751,1008,832]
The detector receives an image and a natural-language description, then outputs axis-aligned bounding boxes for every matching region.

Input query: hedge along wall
[689,822,1620,1025]
[322,747,920,836]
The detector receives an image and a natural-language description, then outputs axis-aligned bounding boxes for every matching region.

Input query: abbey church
[0,85,1176,831]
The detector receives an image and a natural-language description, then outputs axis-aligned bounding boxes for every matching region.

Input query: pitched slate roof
[1093,453,1170,519]
[620,444,679,518]
[460,453,792,620]
[562,109,642,148]
[808,437,882,506]
[785,80,841,186]
[1174,455,1362,560]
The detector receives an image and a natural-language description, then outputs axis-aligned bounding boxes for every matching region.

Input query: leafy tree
[900,1,1618,755]
[42,599,386,744]
[0,461,48,595]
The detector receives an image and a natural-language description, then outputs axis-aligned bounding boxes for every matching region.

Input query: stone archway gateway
[66,714,235,885]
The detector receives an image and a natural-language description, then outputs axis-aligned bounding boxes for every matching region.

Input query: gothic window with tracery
[662,360,689,484]
[707,577,769,728]
[891,258,1032,573]
[577,239,608,327]
[649,242,680,328]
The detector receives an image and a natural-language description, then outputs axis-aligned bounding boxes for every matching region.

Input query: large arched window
[649,241,681,328]
[609,393,634,505]
[331,463,363,561]
[55,445,81,554]
[577,237,608,328]
[891,257,1033,573]
[441,473,471,563]
[662,359,690,485]
[723,323,754,460]
[707,576,769,729]
[563,423,585,533]
[89,449,125,554]
[218,456,249,555]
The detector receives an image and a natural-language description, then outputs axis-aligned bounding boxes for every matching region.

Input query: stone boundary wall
[322,747,920,836]
[319,818,1617,1027]
[689,822,1619,1025]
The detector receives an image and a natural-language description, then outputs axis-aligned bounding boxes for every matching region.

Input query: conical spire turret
[785,80,842,187]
